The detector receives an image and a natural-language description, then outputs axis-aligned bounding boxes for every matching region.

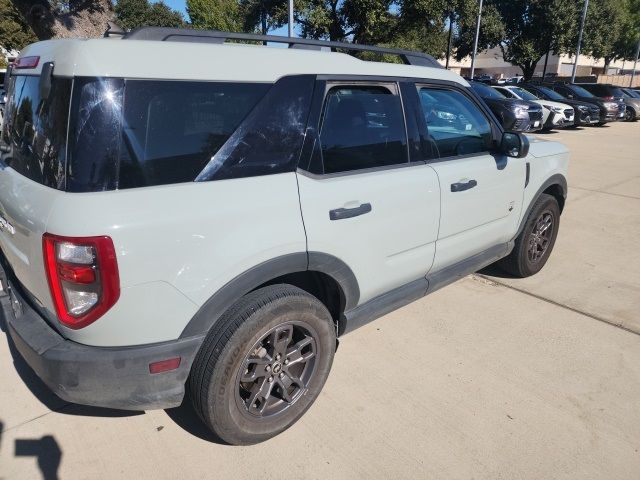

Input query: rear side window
[318,85,408,174]
[1,75,71,189]
[67,79,271,191]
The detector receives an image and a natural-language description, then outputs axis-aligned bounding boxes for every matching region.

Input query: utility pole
[288,0,294,37]
[571,0,589,83]
[631,39,640,87]
[469,0,483,79]
[445,11,454,69]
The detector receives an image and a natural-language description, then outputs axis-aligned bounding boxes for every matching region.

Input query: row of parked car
[468,80,640,133]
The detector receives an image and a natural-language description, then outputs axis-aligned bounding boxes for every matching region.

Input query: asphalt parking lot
[1,121,639,479]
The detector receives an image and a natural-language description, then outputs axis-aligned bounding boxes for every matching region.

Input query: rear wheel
[499,193,560,278]
[189,284,336,445]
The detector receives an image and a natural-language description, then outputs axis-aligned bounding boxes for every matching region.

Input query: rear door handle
[450,179,478,192]
[329,203,372,221]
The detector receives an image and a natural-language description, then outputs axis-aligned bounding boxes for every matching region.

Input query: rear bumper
[1,263,203,411]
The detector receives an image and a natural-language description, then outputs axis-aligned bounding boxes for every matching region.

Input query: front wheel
[499,193,560,277]
[189,284,336,445]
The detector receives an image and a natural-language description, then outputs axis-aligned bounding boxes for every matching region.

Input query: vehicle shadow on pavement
[164,396,229,445]
[477,264,519,279]
[0,302,143,419]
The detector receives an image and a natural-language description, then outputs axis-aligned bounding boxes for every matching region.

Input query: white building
[443,46,636,79]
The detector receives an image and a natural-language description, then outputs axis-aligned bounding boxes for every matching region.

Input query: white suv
[0,28,568,445]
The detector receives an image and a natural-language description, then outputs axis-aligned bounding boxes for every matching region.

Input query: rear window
[0,74,71,189]
[67,79,271,191]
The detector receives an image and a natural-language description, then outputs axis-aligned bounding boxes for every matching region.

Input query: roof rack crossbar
[122,27,442,69]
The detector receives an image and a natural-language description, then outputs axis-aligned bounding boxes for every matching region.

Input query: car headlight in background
[604,102,617,109]
[577,105,589,111]
[514,106,529,116]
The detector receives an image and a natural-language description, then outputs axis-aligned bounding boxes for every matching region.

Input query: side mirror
[500,131,529,158]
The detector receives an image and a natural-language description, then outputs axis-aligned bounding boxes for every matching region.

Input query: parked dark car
[469,81,543,132]
[549,83,624,124]
[621,88,640,99]
[521,83,601,127]
[576,83,637,122]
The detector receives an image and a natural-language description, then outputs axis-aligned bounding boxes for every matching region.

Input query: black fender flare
[513,173,567,240]
[179,252,359,338]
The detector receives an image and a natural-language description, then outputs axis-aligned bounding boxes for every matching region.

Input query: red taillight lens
[603,96,614,100]
[14,56,40,69]
[43,234,120,329]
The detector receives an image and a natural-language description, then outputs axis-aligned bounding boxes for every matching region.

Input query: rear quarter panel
[45,173,307,346]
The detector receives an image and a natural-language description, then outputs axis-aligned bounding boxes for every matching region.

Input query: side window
[418,87,492,159]
[497,88,513,98]
[2,75,71,189]
[318,85,408,174]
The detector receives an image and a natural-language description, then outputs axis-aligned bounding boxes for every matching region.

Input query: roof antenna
[104,22,126,38]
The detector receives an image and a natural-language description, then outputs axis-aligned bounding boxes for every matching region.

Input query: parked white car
[494,85,575,130]
[0,28,569,445]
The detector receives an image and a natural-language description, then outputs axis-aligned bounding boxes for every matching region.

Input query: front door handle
[329,203,372,221]
[450,179,478,192]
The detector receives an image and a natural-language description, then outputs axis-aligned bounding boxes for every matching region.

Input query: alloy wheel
[527,211,554,263]
[236,322,318,418]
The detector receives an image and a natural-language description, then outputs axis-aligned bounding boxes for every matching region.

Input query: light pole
[469,0,483,79]
[571,0,589,83]
[445,11,454,69]
[288,0,294,37]
[630,39,640,87]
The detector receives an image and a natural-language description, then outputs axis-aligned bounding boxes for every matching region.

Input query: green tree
[579,0,625,70]
[9,0,114,40]
[0,0,37,50]
[115,0,185,30]
[452,0,505,60]
[187,0,243,31]
[583,0,640,68]
[453,0,581,80]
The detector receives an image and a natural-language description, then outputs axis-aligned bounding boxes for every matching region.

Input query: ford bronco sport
[0,28,568,445]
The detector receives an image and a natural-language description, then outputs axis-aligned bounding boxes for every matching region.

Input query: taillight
[602,96,614,100]
[43,234,120,329]
[13,56,40,69]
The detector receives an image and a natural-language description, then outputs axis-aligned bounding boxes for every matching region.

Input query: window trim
[413,81,502,164]
[299,77,414,178]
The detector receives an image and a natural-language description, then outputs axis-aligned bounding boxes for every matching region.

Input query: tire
[625,107,636,122]
[499,193,560,278]
[189,284,336,445]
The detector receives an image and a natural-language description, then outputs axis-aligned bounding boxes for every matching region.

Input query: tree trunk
[10,0,114,40]
[521,62,537,81]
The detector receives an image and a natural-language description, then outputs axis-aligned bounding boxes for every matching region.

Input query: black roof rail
[121,27,443,69]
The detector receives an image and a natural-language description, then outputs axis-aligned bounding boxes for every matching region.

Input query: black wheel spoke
[241,356,271,383]
[271,325,293,358]
[286,337,315,366]
[247,377,275,414]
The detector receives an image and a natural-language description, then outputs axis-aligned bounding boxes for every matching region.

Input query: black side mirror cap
[500,131,529,158]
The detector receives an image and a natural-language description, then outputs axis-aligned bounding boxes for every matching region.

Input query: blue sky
[159,0,188,15]
[155,0,290,35]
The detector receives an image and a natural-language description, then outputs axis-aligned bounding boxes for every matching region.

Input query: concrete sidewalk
[1,123,639,479]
